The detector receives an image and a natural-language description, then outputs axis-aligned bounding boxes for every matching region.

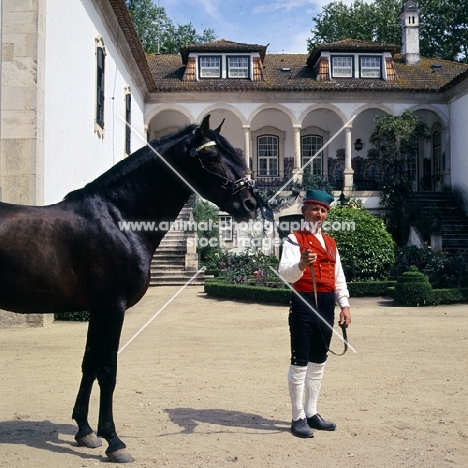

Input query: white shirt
[278,230,350,308]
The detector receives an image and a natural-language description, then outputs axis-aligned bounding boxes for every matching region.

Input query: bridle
[190,140,274,222]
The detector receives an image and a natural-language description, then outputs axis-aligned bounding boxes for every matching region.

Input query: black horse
[0,115,273,463]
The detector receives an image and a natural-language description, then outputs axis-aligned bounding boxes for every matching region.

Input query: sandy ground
[0,286,467,468]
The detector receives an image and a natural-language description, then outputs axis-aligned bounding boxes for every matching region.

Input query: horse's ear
[214,118,225,134]
[199,114,211,136]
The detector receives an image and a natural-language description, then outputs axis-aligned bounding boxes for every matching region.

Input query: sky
[161,0,372,54]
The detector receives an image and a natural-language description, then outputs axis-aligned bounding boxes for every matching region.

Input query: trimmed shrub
[394,266,433,306]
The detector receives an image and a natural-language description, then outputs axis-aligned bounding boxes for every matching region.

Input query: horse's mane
[63,122,248,201]
[63,125,197,201]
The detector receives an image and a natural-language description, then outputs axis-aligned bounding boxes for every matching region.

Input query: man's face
[302,203,329,229]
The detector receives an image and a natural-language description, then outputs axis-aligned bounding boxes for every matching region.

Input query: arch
[248,103,295,125]
[145,104,194,127]
[408,104,449,128]
[351,103,394,119]
[195,103,247,126]
[298,103,348,127]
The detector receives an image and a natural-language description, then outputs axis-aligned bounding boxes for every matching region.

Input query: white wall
[44,0,146,204]
[450,86,468,213]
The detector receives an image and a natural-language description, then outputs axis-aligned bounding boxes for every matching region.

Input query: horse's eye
[205,155,219,166]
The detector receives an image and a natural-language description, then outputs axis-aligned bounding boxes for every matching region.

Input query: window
[227,56,249,78]
[199,56,221,78]
[258,136,279,176]
[301,136,323,174]
[360,56,381,78]
[219,216,233,241]
[124,88,131,156]
[332,56,353,77]
[95,43,105,130]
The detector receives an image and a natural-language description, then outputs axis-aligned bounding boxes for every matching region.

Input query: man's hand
[298,249,317,271]
[339,307,351,328]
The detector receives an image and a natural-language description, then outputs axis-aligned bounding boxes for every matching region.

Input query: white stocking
[288,364,307,421]
[304,362,325,418]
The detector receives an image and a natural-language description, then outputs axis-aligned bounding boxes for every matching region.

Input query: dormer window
[360,56,382,78]
[199,56,221,78]
[332,56,353,77]
[309,41,396,81]
[330,54,382,79]
[227,56,249,78]
[181,40,266,82]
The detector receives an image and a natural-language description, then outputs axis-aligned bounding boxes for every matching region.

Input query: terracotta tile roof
[180,39,267,64]
[108,0,157,92]
[307,39,400,66]
[147,50,468,93]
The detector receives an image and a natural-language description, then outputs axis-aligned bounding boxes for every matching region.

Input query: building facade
[1,0,468,249]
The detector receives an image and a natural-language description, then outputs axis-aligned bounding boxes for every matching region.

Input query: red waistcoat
[292,230,337,293]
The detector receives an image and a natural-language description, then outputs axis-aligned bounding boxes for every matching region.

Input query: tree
[126,0,216,54]
[308,0,468,63]
[369,110,430,245]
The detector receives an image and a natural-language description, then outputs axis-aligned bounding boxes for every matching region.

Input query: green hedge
[204,279,290,304]
[54,310,90,321]
[388,286,468,306]
[348,281,396,297]
[204,279,397,303]
[204,279,468,307]
[428,288,468,305]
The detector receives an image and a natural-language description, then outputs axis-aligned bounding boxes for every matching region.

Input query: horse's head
[186,115,274,222]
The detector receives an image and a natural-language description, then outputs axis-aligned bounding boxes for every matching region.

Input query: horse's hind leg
[72,316,102,448]
[94,306,133,463]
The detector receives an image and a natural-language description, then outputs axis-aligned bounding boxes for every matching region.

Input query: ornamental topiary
[394,265,433,306]
[325,207,395,282]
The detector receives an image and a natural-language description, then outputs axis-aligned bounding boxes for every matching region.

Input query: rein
[190,140,274,222]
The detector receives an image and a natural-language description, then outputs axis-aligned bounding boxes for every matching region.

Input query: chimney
[400,1,421,65]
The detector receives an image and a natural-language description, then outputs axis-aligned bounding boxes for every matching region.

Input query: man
[278,189,351,438]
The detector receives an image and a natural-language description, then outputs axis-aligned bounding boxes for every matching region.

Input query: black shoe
[307,413,336,431]
[291,418,314,438]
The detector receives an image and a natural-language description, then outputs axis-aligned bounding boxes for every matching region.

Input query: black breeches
[288,291,335,366]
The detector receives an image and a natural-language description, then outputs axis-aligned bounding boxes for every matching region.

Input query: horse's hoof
[106,448,134,463]
[75,432,102,448]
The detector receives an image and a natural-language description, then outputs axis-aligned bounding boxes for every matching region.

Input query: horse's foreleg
[72,317,102,448]
[95,307,134,463]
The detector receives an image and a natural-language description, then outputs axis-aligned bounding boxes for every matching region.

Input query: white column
[344,126,354,192]
[292,125,302,183]
[242,125,251,173]
[443,129,451,190]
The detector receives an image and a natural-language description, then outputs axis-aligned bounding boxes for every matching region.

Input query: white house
[1,0,468,315]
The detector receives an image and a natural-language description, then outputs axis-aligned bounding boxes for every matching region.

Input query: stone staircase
[150,205,206,286]
[413,192,468,252]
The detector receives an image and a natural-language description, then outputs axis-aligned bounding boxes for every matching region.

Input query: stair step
[149,203,205,286]
[413,192,468,252]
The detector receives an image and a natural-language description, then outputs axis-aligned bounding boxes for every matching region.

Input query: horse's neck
[107,152,192,224]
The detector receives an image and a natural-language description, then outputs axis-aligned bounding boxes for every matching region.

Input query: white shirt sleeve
[277,234,303,283]
[334,249,350,308]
